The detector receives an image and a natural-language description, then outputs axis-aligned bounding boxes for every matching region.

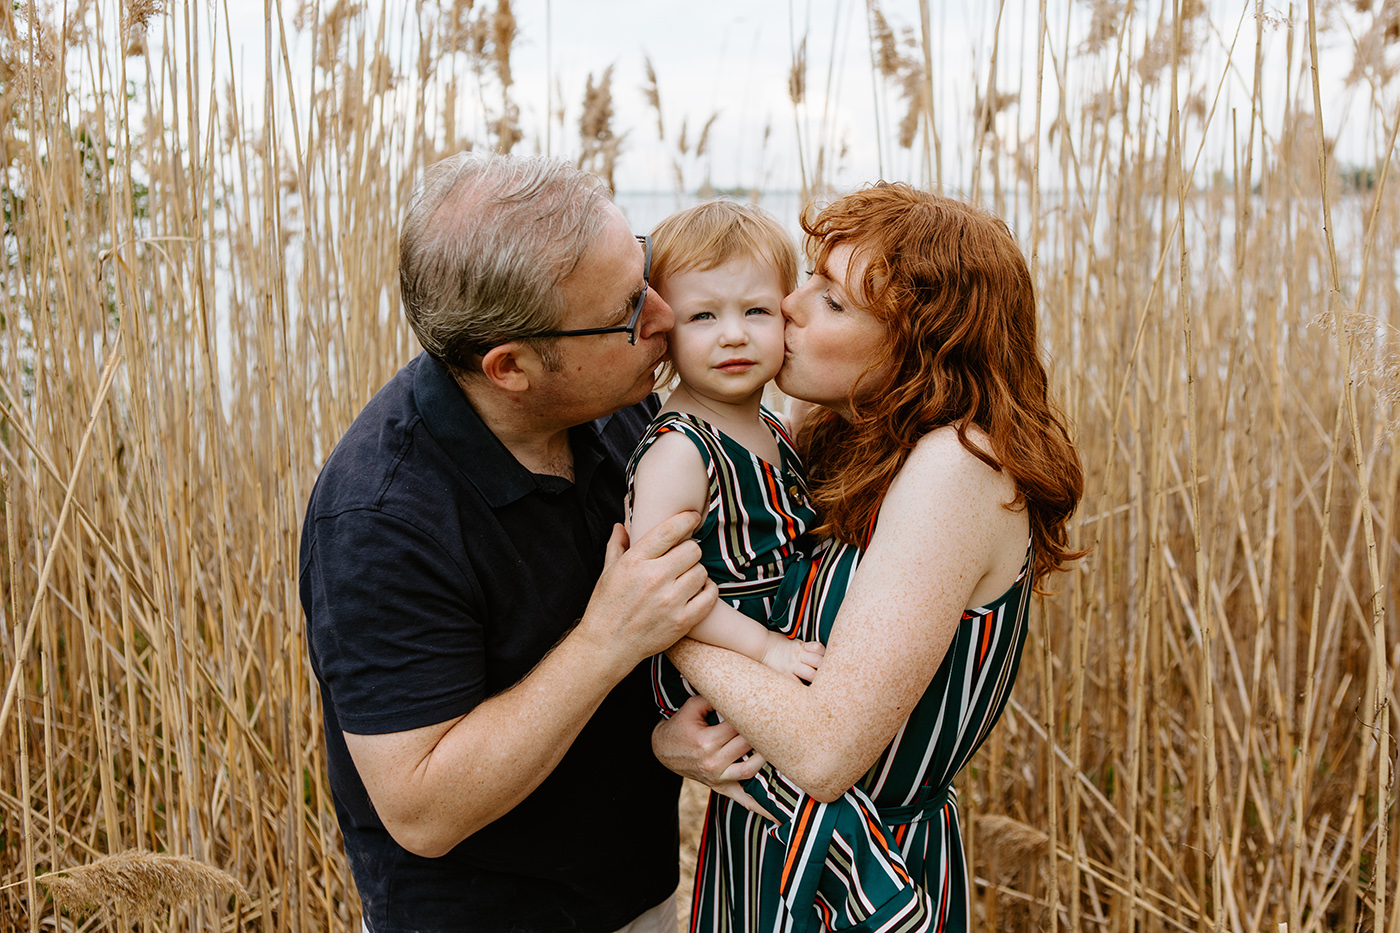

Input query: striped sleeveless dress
[690,535,1035,933]
[625,407,818,716]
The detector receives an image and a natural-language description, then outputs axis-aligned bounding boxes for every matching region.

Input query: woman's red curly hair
[796,183,1084,586]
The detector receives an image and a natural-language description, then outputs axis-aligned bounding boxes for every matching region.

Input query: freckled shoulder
[887,425,1021,519]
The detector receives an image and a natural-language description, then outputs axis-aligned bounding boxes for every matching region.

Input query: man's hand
[653,696,776,822]
[576,512,717,673]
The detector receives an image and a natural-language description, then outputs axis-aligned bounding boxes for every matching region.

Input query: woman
[665,183,1083,931]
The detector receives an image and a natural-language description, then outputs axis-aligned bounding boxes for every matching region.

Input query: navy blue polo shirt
[299,353,677,933]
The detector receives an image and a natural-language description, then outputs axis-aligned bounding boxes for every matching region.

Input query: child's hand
[759,632,826,683]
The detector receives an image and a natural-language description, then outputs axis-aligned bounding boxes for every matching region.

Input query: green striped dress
[689,534,1034,933]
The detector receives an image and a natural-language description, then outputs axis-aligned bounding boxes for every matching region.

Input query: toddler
[626,200,824,692]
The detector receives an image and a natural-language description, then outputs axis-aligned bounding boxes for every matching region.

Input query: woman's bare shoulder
[876,426,1028,606]
[896,425,1018,508]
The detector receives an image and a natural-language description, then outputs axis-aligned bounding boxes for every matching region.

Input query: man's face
[535,203,674,423]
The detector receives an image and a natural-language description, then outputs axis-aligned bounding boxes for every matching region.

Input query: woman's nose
[637,288,673,341]
[780,288,802,324]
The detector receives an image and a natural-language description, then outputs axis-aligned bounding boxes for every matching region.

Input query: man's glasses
[506,235,652,347]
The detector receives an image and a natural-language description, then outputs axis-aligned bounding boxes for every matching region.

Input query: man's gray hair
[399,153,612,374]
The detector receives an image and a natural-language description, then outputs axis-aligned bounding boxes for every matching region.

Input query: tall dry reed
[0,1,1397,931]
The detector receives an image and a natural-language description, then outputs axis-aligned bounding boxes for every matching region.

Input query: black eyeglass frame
[496,234,652,348]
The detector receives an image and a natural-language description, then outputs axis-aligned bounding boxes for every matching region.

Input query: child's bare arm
[689,602,825,682]
[628,432,710,541]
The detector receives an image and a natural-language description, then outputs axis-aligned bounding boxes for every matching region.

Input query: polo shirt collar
[413,353,609,508]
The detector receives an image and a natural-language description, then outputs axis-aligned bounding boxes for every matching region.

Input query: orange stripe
[688,794,716,933]
[864,510,879,547]
[860,809,911,885]
[796,563,821,639]
[760,464,801,544]
[779,799,818,888]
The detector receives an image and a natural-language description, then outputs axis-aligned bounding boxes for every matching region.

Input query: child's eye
[745,307,772,316]
[689,311,714,322]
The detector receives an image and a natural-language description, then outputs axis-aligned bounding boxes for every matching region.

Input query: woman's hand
[652,696,777,821]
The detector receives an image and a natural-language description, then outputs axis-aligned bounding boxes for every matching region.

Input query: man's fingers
[715,783,779,823]
[604,523,629,566]
[628,509,703,560]
[677,694,715,721]
[721,751,765,784]
[713,730,752,765]
[676,562,711,599]
[684,576,719,617]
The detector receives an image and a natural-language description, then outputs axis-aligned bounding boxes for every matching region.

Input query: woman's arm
[667,427,1029,801]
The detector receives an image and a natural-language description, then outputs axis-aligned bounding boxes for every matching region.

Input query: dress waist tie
[778,782,954,927]
[879,784,952,827]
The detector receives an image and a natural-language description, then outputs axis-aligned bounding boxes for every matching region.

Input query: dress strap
[623,411,722,527]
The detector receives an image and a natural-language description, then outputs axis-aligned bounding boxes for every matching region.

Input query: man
[299,153,749,933]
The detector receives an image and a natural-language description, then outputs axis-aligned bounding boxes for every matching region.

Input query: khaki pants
[358,892,679,933]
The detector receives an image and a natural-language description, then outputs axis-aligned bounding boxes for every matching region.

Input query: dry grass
[35,851,245,923]
[1,1,1398,931]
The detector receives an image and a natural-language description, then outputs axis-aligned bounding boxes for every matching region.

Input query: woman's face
[777,242,890,419]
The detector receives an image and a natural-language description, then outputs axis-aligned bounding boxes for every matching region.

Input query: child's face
[658,256,787,406]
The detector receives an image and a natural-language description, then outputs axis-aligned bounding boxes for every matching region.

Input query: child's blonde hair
[650,200,799,388]
[652,200,799,293]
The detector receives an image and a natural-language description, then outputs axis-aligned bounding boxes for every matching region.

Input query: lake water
[615,189,809,239]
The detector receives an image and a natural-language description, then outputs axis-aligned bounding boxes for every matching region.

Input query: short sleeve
[625,414,721,539]
[302,508,486,735]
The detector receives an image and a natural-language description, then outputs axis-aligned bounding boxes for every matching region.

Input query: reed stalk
[3,2,1399,930]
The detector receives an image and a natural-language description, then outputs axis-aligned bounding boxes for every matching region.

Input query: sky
[209,0,1393,196]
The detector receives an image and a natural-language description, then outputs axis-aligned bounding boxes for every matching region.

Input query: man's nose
[637,288,673,340]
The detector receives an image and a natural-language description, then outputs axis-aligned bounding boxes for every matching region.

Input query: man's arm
[344,511,715,858]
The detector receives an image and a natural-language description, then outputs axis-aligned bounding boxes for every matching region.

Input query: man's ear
[479,343,538,392]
